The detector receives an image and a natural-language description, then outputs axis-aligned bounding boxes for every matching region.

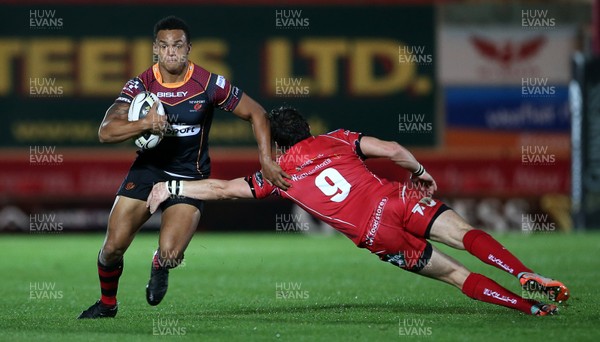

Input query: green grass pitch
[0,232,598,341]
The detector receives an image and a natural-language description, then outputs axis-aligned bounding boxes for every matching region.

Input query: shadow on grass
[188,301,488,323]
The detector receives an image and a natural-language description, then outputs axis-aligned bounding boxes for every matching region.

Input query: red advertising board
[0,148,569,200]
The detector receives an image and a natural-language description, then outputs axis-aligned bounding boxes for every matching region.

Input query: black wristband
[413,164,425,177]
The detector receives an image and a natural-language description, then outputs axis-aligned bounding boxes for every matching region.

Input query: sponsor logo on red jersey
[365,197,387,246]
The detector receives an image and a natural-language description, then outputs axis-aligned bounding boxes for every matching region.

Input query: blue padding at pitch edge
[444,86,569,132]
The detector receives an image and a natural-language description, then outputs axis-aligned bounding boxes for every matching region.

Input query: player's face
[153,29,191,75]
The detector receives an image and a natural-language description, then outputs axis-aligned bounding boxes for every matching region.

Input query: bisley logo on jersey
[157,91,188,98]
[164,124,201,137]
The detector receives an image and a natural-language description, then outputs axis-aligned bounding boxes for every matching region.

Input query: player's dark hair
[268,105,311,147]
[154,16,191,42]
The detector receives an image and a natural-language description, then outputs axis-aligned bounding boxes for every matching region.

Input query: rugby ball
[127,91,165,149]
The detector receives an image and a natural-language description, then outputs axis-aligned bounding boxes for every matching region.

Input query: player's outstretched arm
[359,136,437,194]
[98,102,166,143]
[146,178,253,214]
[232,94,291,190]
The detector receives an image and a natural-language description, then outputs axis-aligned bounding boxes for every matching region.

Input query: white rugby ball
[127,91,165,149]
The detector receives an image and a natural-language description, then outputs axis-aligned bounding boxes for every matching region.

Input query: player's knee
[455,224,474,248]
[445,211,475,249]
[447,267,470,289]
[100,244,125,264]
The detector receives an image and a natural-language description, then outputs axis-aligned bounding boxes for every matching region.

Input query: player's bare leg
[416,245,557,316]
[428,209,569,303]
[78,196,151,319]
[102,196,152,264]
[146,203,200,306]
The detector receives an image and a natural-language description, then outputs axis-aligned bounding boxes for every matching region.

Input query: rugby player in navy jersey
[78,16,290,319]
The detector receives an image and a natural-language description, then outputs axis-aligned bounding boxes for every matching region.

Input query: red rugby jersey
[246,129,399,245]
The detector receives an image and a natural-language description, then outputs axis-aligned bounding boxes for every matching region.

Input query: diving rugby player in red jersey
[148,106,570,316]
[78,16,290,318]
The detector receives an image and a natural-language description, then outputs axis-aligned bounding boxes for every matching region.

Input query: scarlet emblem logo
[125,182,135,190]
[470,35,546,68]
[193,103,202,111]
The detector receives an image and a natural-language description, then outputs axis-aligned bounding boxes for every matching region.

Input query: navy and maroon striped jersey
[115,62,242,178]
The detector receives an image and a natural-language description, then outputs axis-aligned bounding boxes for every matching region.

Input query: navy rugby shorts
[116,163,205,212]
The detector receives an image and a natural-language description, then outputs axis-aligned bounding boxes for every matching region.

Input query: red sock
[463,230,532,277]
[98,257,123,307]
[152,251,161,270]
[462,273,537,314]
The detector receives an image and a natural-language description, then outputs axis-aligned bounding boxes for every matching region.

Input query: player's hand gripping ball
[127,91,165,149]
